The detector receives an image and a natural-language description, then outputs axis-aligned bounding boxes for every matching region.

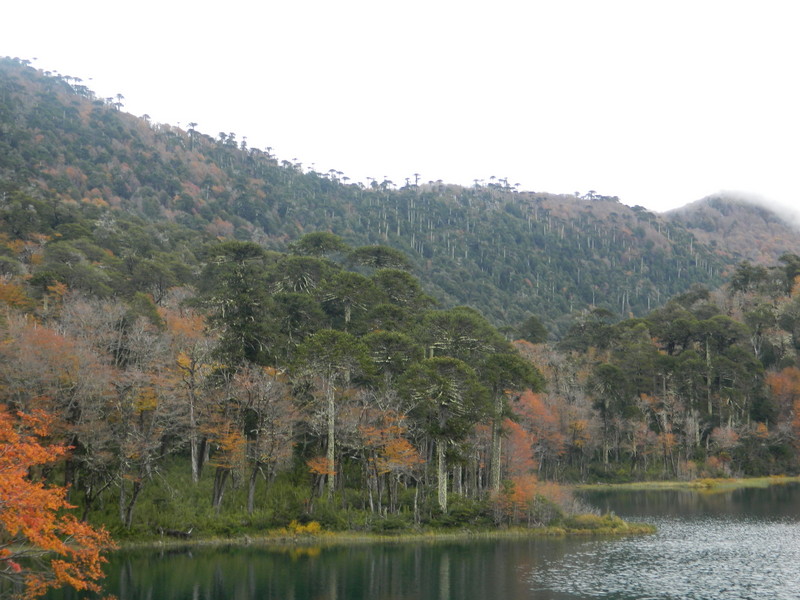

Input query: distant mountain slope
[3,57,798,334]
[667,196,800,265]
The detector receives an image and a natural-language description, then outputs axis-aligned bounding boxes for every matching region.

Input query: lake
[48,483,800,599]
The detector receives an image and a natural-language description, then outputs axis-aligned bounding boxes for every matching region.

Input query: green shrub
[561,512,625,531]
[425,497,492,528]
[370,515,410,533]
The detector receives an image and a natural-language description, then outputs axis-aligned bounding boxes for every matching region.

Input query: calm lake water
[48,483,800,600]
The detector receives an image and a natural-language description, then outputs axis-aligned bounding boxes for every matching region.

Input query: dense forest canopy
[6,56,790,335]
[2,56,800,556]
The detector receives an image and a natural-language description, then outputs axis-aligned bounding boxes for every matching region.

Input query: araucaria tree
[402,357,489,513]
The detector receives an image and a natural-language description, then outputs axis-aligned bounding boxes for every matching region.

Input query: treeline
[0,227,558,534]
[520,256,800,481]
[3,224,800,539]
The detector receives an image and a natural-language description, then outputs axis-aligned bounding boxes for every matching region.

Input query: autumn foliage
[767,367,800,439]
[0,405,115,597]
[4,57,800,539]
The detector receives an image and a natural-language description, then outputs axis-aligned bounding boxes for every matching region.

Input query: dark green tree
[289,231,350,257]
[198,241,274,364]
[518,314,548,343]
[402,357,488,512]
[363,330,424,385]
[348,245,414,271]
[372,268,434,311]
[320,271,378,330]
[267,255,336,295]
[416,306,507,363]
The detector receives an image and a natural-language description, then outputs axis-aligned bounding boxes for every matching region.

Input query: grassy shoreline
[574,474,800,492]
[118,516,655,551]
[111,476,800,550]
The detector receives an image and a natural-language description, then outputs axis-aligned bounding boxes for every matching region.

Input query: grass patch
[117,511,653,551]
[575,475,800,493]
[559,513,656,535]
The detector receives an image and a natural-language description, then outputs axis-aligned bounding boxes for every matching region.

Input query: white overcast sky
[4,1,800,216]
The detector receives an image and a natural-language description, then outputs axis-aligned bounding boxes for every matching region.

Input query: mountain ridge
[667,195,800,265]
[2,56,799,333]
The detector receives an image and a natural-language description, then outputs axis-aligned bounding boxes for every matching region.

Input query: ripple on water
[527,517,800,600]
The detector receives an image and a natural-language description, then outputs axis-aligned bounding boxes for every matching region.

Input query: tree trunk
[190,436,205,484]
[367,468,375,513]
[437,441,448,513]
[247,463,261,515]
[326,381,336,499]
[189,393,207,484]
[82,478,113,521]
[212,467,229,513]
[120,479,143,529]
[413,484,420,523]
[491,398,503,492]
[375,463,384,513]
[119,479,127,525]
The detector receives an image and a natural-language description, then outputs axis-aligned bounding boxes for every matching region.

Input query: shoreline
[574,474,800,492]
[111,475,800,551]
[117,519,656,551]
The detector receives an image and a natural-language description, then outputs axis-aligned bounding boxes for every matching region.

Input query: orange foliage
[162,308,206,341]
[0,406,115,597]
[514,390,565,459]
[509,473,538,506]
[504,419,537,477]
[753,422,769,439]
[205,217,234,238]
[47,281,69,299]
[28,252,44,266]
[359,411,422,475]
[767,367,800,426]
[0,280,33,310]
[6,239,26,256]
[377,438,423,475]
[205,418,246,471]
[307,455,337,476]
[0,319,83,411]
[509,476,569,510]
[495,473,573,525]
[659,432,676,451]
[567,419,590,449]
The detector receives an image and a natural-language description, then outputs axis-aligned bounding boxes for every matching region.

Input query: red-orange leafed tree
[204,414,246,513]
[514,391,565,478]
[767,367,800,433]
[162,306,219,484]
[358,410,423,514]
[0,405,115,598]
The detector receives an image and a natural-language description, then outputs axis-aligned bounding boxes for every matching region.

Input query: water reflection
[57,539,583,600]
[46,483,800,600]
[582,482,800,521]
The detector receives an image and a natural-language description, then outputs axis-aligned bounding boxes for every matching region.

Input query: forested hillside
[6,56,793,334]
[669,196,800,265]
[3,56,800,548]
